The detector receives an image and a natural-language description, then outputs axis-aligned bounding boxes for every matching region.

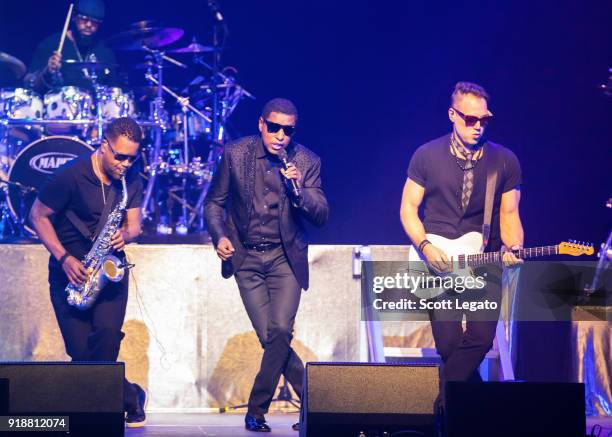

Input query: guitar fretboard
[461,245,559,268]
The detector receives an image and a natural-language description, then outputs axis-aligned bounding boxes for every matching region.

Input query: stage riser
[0,244,391,411]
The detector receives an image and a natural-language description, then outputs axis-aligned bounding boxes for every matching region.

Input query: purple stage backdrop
[0,0,610,246]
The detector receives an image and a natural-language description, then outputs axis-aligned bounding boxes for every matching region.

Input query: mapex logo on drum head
[29,153,78,174]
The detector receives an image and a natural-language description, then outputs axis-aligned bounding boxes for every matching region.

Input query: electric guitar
[407,232,594,299]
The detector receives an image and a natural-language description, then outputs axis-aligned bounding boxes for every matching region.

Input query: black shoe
[292,422,300,431]
[245,414,271,432]
[126,384,147,428]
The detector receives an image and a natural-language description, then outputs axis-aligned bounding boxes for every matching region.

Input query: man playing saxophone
[29,117,147,428]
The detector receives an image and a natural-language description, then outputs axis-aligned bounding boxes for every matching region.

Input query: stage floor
[126,413,300,436]
[125,413,612,436]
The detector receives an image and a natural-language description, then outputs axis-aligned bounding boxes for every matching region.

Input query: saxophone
[66,175,129,310]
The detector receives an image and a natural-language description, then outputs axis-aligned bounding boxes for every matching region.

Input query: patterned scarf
[451,133,481,212]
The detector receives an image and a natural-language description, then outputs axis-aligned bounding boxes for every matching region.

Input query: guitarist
[400,82,524,387]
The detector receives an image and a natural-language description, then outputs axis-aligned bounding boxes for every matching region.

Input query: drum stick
[57,3,74,54]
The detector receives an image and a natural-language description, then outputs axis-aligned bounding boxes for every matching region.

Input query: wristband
[418,239,431,252]
[57,253,70,265]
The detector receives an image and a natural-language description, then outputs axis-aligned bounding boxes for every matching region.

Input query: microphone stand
[584,198,612,296]
[209,0,226,146]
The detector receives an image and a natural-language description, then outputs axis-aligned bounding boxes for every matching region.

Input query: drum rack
[0,4,254,242]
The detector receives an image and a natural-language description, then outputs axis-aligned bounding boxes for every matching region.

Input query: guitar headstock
[559,240,595,256]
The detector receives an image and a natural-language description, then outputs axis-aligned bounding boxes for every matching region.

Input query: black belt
[242,242,282,252]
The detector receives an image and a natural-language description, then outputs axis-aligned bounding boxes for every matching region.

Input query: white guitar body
[407,232,484,299]
[404,234,592,300]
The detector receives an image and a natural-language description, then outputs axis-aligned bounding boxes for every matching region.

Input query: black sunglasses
[76,14,102,24]
[264,119,296,136]
[452,108,493,127]
[104,137,140,164]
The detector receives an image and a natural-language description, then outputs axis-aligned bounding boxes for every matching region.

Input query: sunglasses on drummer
[104,137,140,164]
[452,108,493,127]
[76,14,102,25]
[264,120,296,136]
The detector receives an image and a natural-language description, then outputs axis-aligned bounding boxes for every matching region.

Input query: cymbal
[0,51,26,78]
[107,22,184,51]
[169,41,216,54]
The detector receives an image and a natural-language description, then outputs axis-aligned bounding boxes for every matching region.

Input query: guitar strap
[482,146,498,252]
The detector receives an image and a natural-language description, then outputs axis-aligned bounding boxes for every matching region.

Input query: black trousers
[429,264,502,383]
[234,246,304,418]
[49,274,138,413]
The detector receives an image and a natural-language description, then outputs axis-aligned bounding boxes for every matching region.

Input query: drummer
[24,0,117,94]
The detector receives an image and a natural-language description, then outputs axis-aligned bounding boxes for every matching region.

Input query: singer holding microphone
[204,98,329,432]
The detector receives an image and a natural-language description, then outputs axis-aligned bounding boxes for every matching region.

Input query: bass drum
[7,136,94,235]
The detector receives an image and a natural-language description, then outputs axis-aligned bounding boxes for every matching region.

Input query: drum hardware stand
[144,73,212,234]
[0,185,20,240]
[145,74,212,125]
[188,179,211,230]
[83,64,105,145]
[0,120,10,175]
[186,69,249,232]
[184,2,256,235]
[138,172,198,232]
[188,151,219,230]
[0,119,29,180]
[193,57,255,100]
[0,119,29,240]
[140,47,182,227]
[191,79,254,231]
[0,177,37,242]
[192,57,255,132]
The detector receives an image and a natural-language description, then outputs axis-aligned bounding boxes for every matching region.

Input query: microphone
[277,149,300,198]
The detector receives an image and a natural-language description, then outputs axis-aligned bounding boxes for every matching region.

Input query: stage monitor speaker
[0,379,7,413]
[0,362,124,437]
[445,381,585,437]
[300,362,439,437]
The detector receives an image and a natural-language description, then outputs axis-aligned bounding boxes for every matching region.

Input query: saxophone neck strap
[65,182,120,242]
[94,182,119,240]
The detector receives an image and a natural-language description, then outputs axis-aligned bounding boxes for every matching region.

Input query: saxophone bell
[100,254,126,283]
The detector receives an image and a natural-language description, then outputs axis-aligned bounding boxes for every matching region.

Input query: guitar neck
[466,245,559,268]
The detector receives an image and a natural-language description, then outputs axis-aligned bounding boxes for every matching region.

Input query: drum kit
[0,19,253,241]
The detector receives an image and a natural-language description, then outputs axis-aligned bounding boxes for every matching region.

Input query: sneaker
[125,384,147,428]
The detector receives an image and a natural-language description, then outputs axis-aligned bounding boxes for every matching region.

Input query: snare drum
[0,88,43,119]
[99,87,136,119]
[44,86,93,120]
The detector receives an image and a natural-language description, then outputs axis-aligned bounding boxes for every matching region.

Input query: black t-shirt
[407,133,521,251]
[28,32,117,93]
[38,153,142,278]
